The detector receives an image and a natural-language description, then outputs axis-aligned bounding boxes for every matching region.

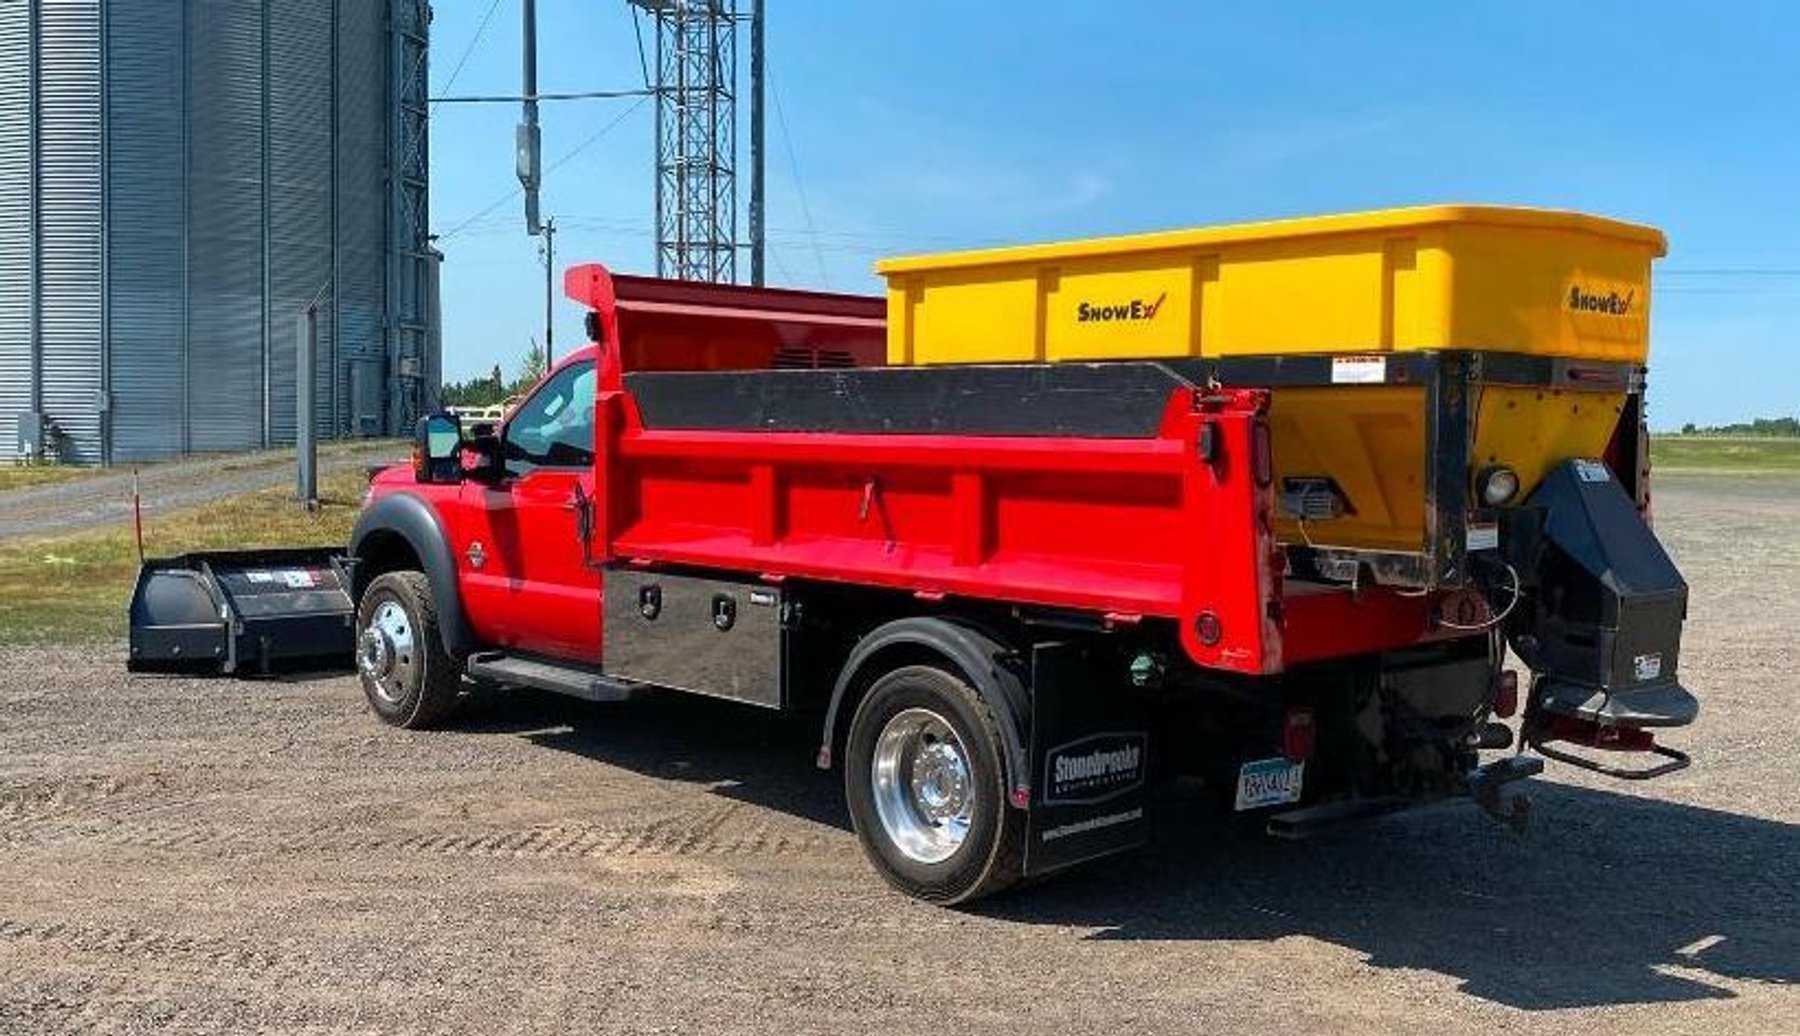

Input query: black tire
[843,664,1024,905]
[355,570,463,729]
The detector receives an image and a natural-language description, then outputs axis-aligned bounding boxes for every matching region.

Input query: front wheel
[355,570,463,729]
[844,665,1024,905]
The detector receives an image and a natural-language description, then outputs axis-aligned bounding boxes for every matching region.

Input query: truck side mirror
[461,430,504,484]
[414,413,464,484]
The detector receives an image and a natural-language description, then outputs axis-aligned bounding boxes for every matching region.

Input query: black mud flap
[128,549,356,675]
[1507,458,1698,777]
[1022,641,1152,878]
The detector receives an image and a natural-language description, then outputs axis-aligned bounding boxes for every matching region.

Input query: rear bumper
[1266,754,1545,840]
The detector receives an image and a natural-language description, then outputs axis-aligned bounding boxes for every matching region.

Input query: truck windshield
[503,360,597,473]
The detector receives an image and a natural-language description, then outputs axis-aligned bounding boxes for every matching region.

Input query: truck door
[455,359,602,661]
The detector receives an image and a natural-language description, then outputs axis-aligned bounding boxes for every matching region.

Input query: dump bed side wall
[593,375,1303,675]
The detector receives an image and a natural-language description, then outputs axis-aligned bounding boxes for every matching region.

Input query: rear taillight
[1252,421,1274,488]
[1282,705,1316,762]
[1493,669,1519,718]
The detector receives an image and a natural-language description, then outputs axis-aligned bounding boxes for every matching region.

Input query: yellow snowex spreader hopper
[879,205,1667,569]
[878,204,1662,365]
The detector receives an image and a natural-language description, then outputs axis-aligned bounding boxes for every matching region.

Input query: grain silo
[0,0,435,465]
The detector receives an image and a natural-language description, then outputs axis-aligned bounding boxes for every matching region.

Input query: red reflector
[1252,422,1274,488]
[1493,669,1519,718]
[1544,715,1655,752]
[1195,611,1222,646]
[1283,705,1316,762]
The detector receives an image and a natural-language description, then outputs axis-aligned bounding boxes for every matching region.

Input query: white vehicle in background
[447,404,506,429]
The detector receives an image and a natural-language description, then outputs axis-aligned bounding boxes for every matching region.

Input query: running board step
[465,652,640,702]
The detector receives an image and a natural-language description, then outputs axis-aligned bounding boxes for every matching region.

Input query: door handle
[567,483,600,570]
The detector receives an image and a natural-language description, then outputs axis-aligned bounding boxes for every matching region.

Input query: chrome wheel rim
[871,707,974,864]
[357,599,416,705]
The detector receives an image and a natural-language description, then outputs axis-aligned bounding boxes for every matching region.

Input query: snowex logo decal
[1043,732,1147,805]
[1076,292,1167,323]
[1567,284,1635,316]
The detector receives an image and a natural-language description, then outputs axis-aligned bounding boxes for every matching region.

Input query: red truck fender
[350,491,479,658]
[817,616,1033,810]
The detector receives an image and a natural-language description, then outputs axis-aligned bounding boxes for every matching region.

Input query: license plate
[1235,757,1305,811]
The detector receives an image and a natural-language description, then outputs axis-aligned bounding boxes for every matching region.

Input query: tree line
[438,343,550,409]
[1677,416,1800,437]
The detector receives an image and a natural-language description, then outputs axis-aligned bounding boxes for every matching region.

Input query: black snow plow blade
[128,549,355,674]
[1506,458,1698,779]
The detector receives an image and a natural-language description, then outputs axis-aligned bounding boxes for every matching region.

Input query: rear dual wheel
[844,665,1024,905]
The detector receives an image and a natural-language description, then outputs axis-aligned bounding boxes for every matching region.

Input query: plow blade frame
[127,549,356,674]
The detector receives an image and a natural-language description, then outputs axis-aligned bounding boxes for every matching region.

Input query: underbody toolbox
[601,568,788,708]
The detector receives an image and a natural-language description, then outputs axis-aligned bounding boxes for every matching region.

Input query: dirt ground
[1,473,1794,1035]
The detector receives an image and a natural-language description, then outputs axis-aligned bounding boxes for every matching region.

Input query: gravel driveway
[0,473,1794,1034]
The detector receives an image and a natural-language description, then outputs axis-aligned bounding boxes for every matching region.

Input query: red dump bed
[567,263,1450,677]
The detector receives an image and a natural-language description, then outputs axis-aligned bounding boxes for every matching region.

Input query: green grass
[0,439,406,495]
[0,464,101,491]
[0,469,367,643]
[1650,435,1800,474]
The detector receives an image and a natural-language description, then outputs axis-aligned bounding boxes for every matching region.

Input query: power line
[767,243,799,286]
[629,4,651,89]
[768,70,830,288]
[439,96,650,241]
[1660,287,1800,296]
[1660,268,1800,277]
[430,88,655,104]
[433,0,505,114]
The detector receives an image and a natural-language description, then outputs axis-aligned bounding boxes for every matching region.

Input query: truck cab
[351,271,888,721]
[358,350,603,690]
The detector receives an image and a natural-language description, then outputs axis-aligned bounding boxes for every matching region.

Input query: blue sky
[430,1,1798,428]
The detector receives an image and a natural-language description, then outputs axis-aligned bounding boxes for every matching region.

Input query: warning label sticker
[1331,356,1387,384]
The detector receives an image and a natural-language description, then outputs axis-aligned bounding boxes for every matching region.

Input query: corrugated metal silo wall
[106,0,187,459]
[38,0,105,465]
[267,1,334,444]
[335,0,389,438]
[185,0,267,453]
[0,4,29,459]
[1,1,424,463]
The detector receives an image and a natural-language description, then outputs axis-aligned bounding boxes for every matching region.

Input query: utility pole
[295,303,318,504]
[749,0,766,285]
[517,0,543,235]
[540,216,556,367]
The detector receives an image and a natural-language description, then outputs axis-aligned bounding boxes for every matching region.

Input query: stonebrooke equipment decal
[1043,732,1147,805]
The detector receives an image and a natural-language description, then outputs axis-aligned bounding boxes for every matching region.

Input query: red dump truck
[131,207,1697,904]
